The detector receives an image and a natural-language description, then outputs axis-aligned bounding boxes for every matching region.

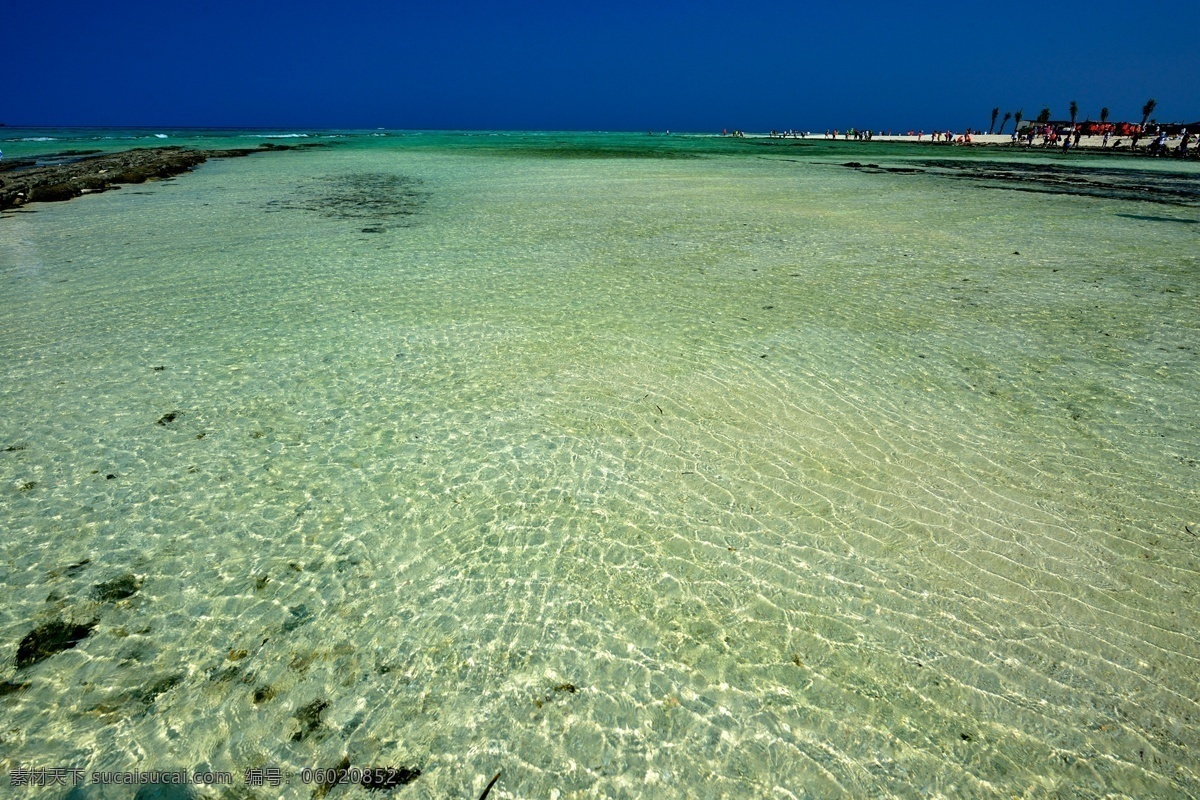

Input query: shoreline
[738,132,1197,156]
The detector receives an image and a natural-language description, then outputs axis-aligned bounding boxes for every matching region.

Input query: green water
[1,131,1198,798]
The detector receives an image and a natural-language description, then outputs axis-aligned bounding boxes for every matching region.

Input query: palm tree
[1099,107,1110,125]
[1069,101,1078,127]
[999,111,1012,134]
[989,107,999,134]
[1140,98,1157,131]
[1036,107,1051,125]
[1014,109,1024,133]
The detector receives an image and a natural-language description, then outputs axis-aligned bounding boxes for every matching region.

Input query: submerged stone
[16,619,97,668]
[268,172,427,225]
[136,673,184,708]
[311,755,352,799]
[0,145,316,211]
[91,573,142,602]
[915,159,1200,206]
[291,698,329,741]
[360,766,421,791]
[309,755,422,798]
[281,604,314,633]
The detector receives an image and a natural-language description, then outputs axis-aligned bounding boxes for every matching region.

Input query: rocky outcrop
[0,144,303,210]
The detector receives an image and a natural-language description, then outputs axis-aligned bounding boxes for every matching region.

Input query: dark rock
[136,673,184,708]
[281,604,314,633]
[207,664,241,683]
[0,145,311,211]
[360,766,421,791]
[911,159,1200,207]
[91,573,142,602]
[269,172,426,223]
[29,182,79,202]
[291,698,329,741]
[309,756,422,799]
[156,412,178,425]
[0,680,31,696]
[16,619,97,668]
[311,755,352,799]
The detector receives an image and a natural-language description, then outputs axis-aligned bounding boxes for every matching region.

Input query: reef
[841,158,1200,206]
[0,144,312,210]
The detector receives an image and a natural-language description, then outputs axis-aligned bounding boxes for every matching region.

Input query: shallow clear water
[1,131,1198,798]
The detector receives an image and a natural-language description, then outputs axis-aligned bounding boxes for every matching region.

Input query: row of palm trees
[986,99,1158,134]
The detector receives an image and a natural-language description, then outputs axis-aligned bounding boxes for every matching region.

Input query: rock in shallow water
[0,143,322,210]
[16,619,97,668]
[91,573,142,602]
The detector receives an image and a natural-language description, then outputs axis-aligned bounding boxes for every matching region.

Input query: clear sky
[7,0,1198,132]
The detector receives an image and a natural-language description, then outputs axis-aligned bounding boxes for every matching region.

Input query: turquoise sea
[1,128,1198,799]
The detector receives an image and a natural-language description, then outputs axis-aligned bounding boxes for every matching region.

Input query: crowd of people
[716,124,1196,157]
[721,128,984,143]
[1015,124,1195,157]
[710,124,1200,157]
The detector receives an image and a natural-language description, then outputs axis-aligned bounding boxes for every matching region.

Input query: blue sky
[7,0,1198,131]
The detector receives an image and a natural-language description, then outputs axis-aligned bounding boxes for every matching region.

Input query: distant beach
[737,131,1191,152]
